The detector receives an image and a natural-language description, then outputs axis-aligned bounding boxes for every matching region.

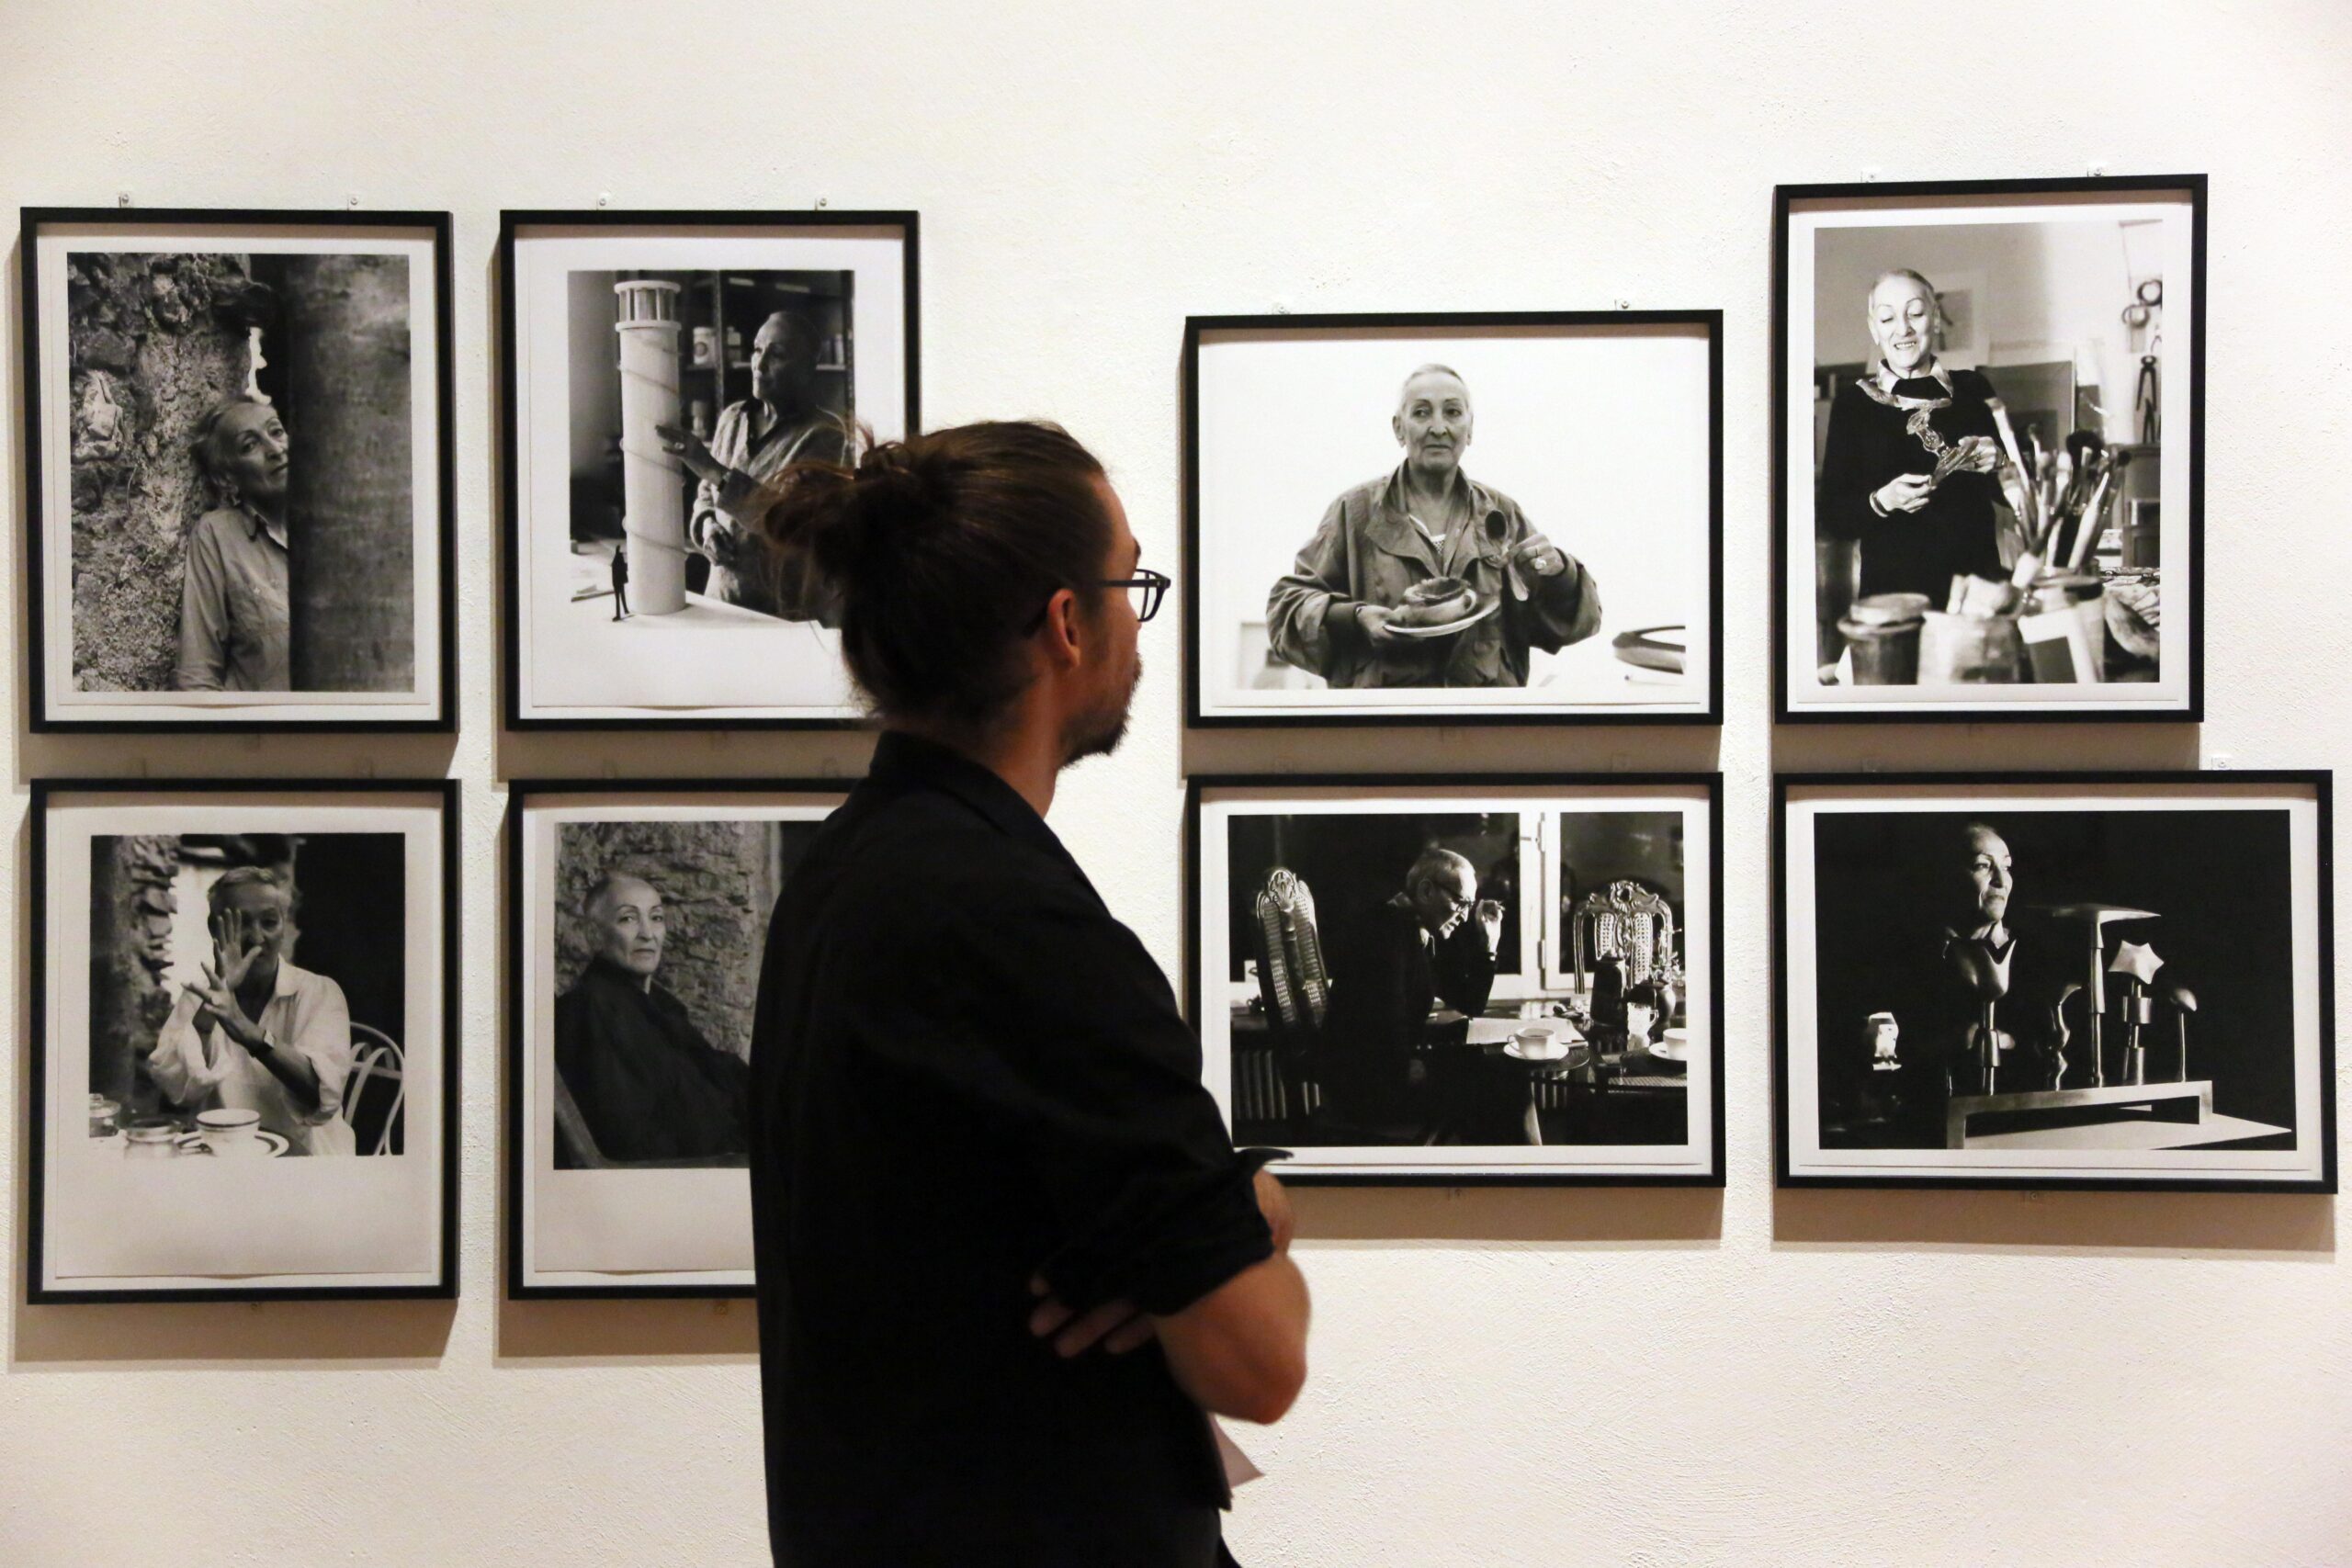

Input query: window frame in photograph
[504,777,852,1300]
[19,207,458,733]
[26,778,461,1303]
[1185,772,1725,1187]
[1182,310,1724,729]
[1772,770,2335,1192]
[1770,175,2207,725]
[496,209,920,732]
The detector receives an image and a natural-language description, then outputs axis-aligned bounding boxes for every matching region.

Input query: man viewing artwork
[1267,364,1600,688]
[748,421,1307,1566]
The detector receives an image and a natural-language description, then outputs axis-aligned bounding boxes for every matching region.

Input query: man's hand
[1028,1275,1157,1359]
[691,510,746,570]
[1873,473,1937,514]
[654,423,727,485]
[1474,897,1506,955]
[1352,603,1410,652]
[1510,533,1567,578]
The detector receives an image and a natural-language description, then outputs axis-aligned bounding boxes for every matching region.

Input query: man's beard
[1062,654,1142,766]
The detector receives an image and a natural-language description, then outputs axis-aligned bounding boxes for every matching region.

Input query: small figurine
[2109,940,2165,1086]
[1868,1010,1900,1070]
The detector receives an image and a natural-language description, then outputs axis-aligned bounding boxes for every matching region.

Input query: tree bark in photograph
[278,254,415,692]
[85,835,182,1109]
[63,254,256,691]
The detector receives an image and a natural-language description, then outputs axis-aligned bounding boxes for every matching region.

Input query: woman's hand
[1873,473,1938,514]
[1958,434,2000,474]
[654,423,727,484]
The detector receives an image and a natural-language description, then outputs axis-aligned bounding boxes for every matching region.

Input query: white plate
[1503,1040,1573,1063]
[176,1129,292,1158]
[1386,599,1501,639]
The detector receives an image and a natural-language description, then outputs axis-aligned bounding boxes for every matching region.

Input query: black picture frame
[1184,771,1726,1186]
[26,778,462,1303]
[1182,310,1724,729]
[1770,175,2207,724]
[1772,770,2335,1192]
[496,209,920,731]
[19,207,459,733]
[503,777,853,1300]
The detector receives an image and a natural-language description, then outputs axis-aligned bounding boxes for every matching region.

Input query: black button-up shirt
[749,731,1273,1567]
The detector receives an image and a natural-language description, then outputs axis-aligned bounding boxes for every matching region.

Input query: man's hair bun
[752,421,1111,731]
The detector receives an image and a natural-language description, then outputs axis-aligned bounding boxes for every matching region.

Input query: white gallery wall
[4,1,2348,1562]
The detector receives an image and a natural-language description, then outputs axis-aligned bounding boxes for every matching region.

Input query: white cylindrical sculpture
[614,279,686,615]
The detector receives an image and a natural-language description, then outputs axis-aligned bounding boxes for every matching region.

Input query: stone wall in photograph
[553,819,778,1061]
[64,253,264,691]
[85,834,183,1104]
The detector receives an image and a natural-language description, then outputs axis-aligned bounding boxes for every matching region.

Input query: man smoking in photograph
[1319,847,1503,1129]
[747,423,1306,1565]
[145,866,356,1156]
[658,309,849,621]
[1266,364,1600,688]
[553,872,751,1167]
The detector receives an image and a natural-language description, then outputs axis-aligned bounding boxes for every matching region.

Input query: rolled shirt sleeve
[276,971,355,1126]
[148,989,234,1106]
[860,881,1275,1318]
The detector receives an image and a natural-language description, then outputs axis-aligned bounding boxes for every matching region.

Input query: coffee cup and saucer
[1504,1026,1568,1062]
[179,1108,287,1158]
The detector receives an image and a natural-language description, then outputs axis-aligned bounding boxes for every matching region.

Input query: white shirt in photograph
[149,959,358,1156]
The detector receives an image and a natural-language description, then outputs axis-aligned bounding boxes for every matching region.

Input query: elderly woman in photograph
[657,309,850,622]
[1267,364,1599,689]
[143,866,357,1156]
[553,872,751,1167]
[175,395,294,693]
[1816,269,2007,602]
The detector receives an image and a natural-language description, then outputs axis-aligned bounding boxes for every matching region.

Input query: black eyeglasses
[1023,567,1172,633]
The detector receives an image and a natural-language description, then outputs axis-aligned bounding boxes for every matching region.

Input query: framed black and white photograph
[1773,176,2204,721]
[1184,311,1722,728]
[27,780,458,1302]
[21,209,456,730]
[506,780,846,1297]
[1775,773,2335,1190]
[1187,774,1723,1184]
[500,210,918,728]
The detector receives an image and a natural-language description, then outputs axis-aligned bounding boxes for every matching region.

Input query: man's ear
[1040,588,1085,668]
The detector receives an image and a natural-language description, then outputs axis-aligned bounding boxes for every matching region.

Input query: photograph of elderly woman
[61,250,417,697]
[1782,181,2201,716]
[85,832,407,1158]
[549,817,820,1169]
[1188,314,1718,724]
[1806,807,2298,1156]
[1220,809,1690,1152]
